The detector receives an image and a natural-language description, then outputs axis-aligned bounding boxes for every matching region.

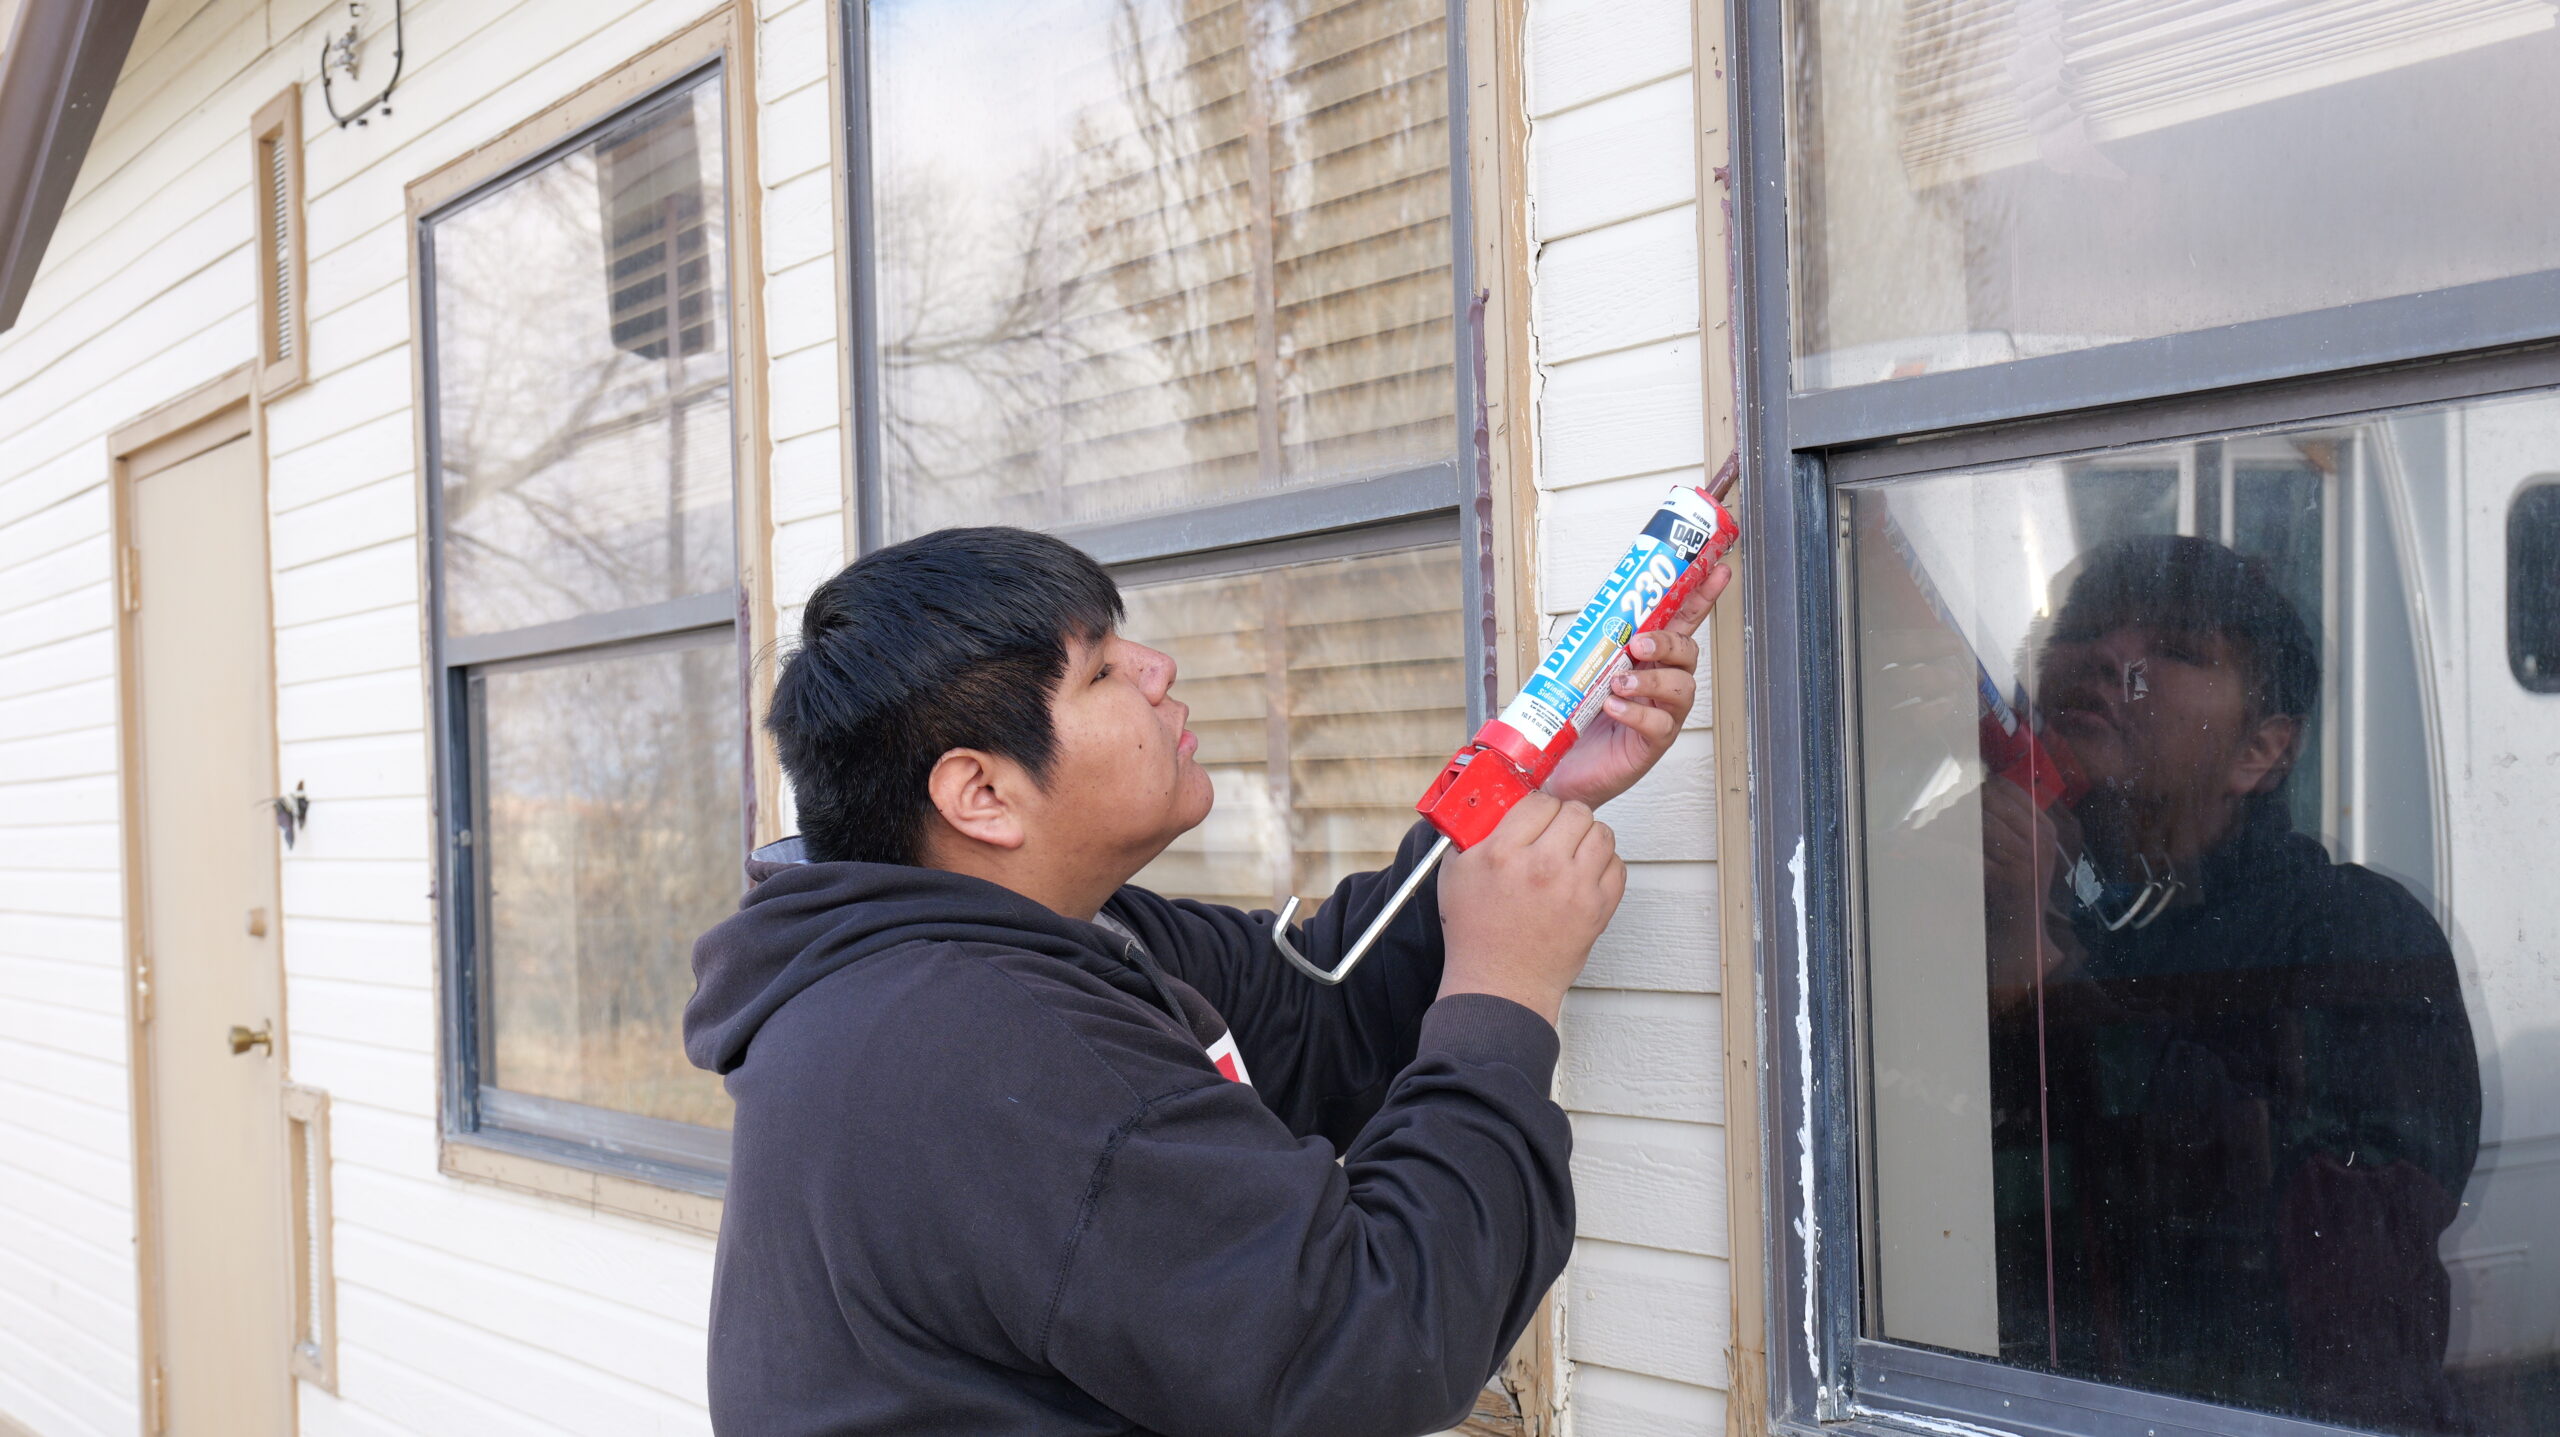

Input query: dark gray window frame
[1728,0,2560,1431]
[836,0,1496,722]
[422,58,746,1198]
[2511,477,2560,694]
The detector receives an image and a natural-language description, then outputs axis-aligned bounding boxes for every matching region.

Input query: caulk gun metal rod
[1269,834,1455,985]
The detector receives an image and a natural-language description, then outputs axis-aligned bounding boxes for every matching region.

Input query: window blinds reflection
[869,0,1456,538]
[1124,543,1463,909]
[431,80,735,637]
[477,636,741,1130]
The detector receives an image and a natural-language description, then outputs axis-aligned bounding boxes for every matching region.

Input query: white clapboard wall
[1525,0,1736,1431]
[0,0,848,1432]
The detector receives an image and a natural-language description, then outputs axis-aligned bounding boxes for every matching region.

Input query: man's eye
[1093,664,1114,682]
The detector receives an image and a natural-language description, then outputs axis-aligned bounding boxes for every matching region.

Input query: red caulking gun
[1273,468,1742,983]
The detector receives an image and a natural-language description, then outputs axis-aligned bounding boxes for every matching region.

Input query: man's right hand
[1435,793,1626,1025]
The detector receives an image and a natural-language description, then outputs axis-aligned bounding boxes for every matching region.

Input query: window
[848,0,1485,908]
[2512,480,2560,692]
[1737,0,2560,1432]
[1788,0,2560,393]
[421,51,758,1191]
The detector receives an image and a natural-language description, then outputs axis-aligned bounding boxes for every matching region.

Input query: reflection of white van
[1856,394,2560,1412]
[2074,407,2560,1385]
[2374,404,2560,1386]
[2106,406,2560,1386]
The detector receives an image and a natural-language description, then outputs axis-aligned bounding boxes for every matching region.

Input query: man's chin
[1175,784,1216,835]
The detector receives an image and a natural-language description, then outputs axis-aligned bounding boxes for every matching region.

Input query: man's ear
[2230,713,2304,796]
[926,748,1029,851]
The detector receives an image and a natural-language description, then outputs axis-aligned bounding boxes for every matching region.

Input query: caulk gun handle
[1269,834,1455,985]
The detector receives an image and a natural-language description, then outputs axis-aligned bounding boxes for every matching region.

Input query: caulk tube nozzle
[1706,453,1740,503]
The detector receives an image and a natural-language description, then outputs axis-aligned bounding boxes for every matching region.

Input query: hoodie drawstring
[1119,939,1192,1031]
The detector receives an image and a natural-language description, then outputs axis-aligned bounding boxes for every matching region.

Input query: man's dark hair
[2048,533,2321,721]
[768,527,1123,865]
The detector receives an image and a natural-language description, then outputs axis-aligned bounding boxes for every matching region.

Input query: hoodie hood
[683,838,1181,1075]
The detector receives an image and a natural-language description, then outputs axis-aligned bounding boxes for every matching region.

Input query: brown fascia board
[0,0,149,333]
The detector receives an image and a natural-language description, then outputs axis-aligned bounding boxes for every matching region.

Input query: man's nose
[1127,641,1177,699]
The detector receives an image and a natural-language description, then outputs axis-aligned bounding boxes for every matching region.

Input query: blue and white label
[1495,484,1723,749]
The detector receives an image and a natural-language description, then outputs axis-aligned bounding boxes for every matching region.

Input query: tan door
[127,422,293,1434]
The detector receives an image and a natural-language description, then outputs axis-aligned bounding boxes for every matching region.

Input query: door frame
[108,362,290,1435]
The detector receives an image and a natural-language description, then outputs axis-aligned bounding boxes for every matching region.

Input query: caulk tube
[1278,478,1739,984]
[1416,480,1738,848]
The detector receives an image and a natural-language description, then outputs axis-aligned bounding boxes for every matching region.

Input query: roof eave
[0,0,149,334]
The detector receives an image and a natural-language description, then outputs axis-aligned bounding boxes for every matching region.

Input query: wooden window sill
[439,1134,723,1237]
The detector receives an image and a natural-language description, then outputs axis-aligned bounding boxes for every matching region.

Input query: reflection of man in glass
[1984,535,2481,1432]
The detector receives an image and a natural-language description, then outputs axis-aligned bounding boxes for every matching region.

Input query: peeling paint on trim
[1848,1404,2023,1437]
[1788,835,1821,1409]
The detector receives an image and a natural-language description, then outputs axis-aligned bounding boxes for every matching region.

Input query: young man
[685,526,1725,1436]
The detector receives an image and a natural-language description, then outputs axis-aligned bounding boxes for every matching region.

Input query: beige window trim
[1690,0,1772,1429]
[1473,0,1542,709]
[251,86,308,398]
[406,3,774,1211]
[1454,0,1557,1430]
[440,1134,723,1236]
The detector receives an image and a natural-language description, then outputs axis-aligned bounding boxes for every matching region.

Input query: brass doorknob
[228,1022,272,1056]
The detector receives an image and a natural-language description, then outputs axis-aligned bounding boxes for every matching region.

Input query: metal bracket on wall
[320,0,404,128]
[269,781,309,849]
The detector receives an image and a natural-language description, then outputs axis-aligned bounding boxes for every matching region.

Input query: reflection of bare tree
[485,641,739,1127]
[434,91,733,633]
[872,161,1100,527]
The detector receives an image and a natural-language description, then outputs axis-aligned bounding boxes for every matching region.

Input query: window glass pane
[1790,0,2560,391]
[431,77,736,636]
[477,634,741,1129]
[2512,480,2560,692]
[1123,543,1462,908]
[867,0,1456,539]
[1847,390,2560,1433]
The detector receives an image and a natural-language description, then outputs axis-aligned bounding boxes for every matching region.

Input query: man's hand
[1981,774,2071,1010]
[1543,565,1731,811]
[1436,792,1626,1025]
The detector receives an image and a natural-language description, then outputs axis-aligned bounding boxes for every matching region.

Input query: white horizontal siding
[752,0,847,665]
[0,0,845,1430]
[1536,206,1704,367]
[1525,1,1732,1432]
[1570,1240,1733,1390]
[1571,1363,1730,1436]
[1525,0,1692,118]
[1528,76,1696,244]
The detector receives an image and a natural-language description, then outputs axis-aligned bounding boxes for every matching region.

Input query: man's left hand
[1543,564,1731,811]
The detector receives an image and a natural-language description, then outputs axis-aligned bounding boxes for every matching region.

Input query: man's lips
[2049,706,2116,739]
[1177,729,1198,758]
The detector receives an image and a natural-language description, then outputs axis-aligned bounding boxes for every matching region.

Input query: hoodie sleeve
[1040,992,1573,1437]
[1107,822,1450,1144]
